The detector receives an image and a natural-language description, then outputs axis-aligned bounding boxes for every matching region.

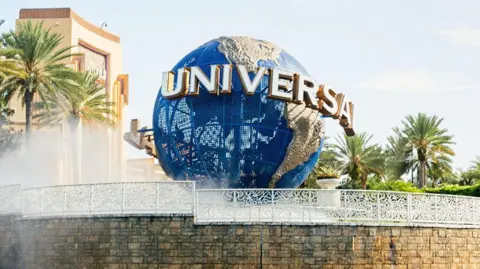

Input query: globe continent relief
[153,36,325,188]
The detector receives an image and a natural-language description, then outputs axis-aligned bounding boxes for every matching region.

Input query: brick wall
[0,215,20,269]
[0,215,479,268]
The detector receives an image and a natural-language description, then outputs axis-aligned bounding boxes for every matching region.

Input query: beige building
[125,158,167,181]
[7,8,132,185]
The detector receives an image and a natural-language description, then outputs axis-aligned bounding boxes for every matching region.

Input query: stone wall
[1,215,480,268]
[0,215,20,269]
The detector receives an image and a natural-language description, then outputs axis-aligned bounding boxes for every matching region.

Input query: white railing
[18,181,195,217]
[195,189,480,227]
[0,184,22,214]
[2,183,480,227]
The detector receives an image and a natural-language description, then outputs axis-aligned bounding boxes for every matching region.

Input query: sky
[2,0,480,170]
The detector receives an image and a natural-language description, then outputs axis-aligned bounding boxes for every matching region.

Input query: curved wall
[1,215,479,268]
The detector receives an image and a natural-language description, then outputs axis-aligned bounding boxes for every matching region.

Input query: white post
[407,193,412,225]
[233,190,237,222]
[434,195,438,224]
[63,186,67,216]
[249,191,253,222]
[343,190,348,220]
[475,198,479,225]
[376,192,380,221]
[40,188,44,217]
[89,184,93,215]
[155,183,159,214]
[21,190,25,217]
[121,183,125,214]
[192,182,196,216]
[207,192,210,222]
[308,190,314,222]
[454,197,459,223]
[271,189,275,222]
[301,190,305,223]
[471,197,476,224]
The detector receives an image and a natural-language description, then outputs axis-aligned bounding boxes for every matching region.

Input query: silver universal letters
[188,65,220,96]
[161,69,189,99]
[268,68,294,101]
[237,65,266,96]
[160,64,356,136]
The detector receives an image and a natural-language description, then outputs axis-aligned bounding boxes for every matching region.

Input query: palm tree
[455,157,480,186]
[393,113,455,188]
[470,156,480,171]
[334,132,384,189]
[385,135,416,181]
[317,137,342,169]
[0,98,14,126]
[0,22,20,79]
[35,72,116,128]
[313,165,341,179]
[303,137,342,188]
[0,49,20,80]
[0,86,22,159]
[35,72,116,183]
[0,21,79,139]
[427,155,453,187]
[459,169,480,186]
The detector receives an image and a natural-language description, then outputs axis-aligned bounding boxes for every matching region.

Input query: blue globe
[153,37,325,188]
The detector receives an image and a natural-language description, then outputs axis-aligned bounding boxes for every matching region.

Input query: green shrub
[337,179,362,190]
[424,184,480,197]
[301,174,321,189]
[366,180,480,197]
[333,177,480,197]
[367,180,422,193]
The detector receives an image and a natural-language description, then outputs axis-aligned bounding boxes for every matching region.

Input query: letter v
[236,65,267,96]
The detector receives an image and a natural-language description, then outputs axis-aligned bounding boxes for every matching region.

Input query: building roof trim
[19,8,120,43]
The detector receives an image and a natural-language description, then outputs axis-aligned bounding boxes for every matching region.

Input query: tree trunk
[361,173,367,190]
[24,91,34,142]
[349,166,362,189]
[419,160,426,188]
[69,117,81,184]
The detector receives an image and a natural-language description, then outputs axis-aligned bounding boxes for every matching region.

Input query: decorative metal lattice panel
[3,182,480,228]
[0,185,21,214]
[12,181,195,217]
[195,189,480,227]
[65,185,92,214]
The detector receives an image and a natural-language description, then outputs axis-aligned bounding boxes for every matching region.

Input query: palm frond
[333,132,385,188]
[34,71,117,128]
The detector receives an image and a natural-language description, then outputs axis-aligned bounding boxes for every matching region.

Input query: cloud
[357,70,474,93]
[439,27,480,47]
